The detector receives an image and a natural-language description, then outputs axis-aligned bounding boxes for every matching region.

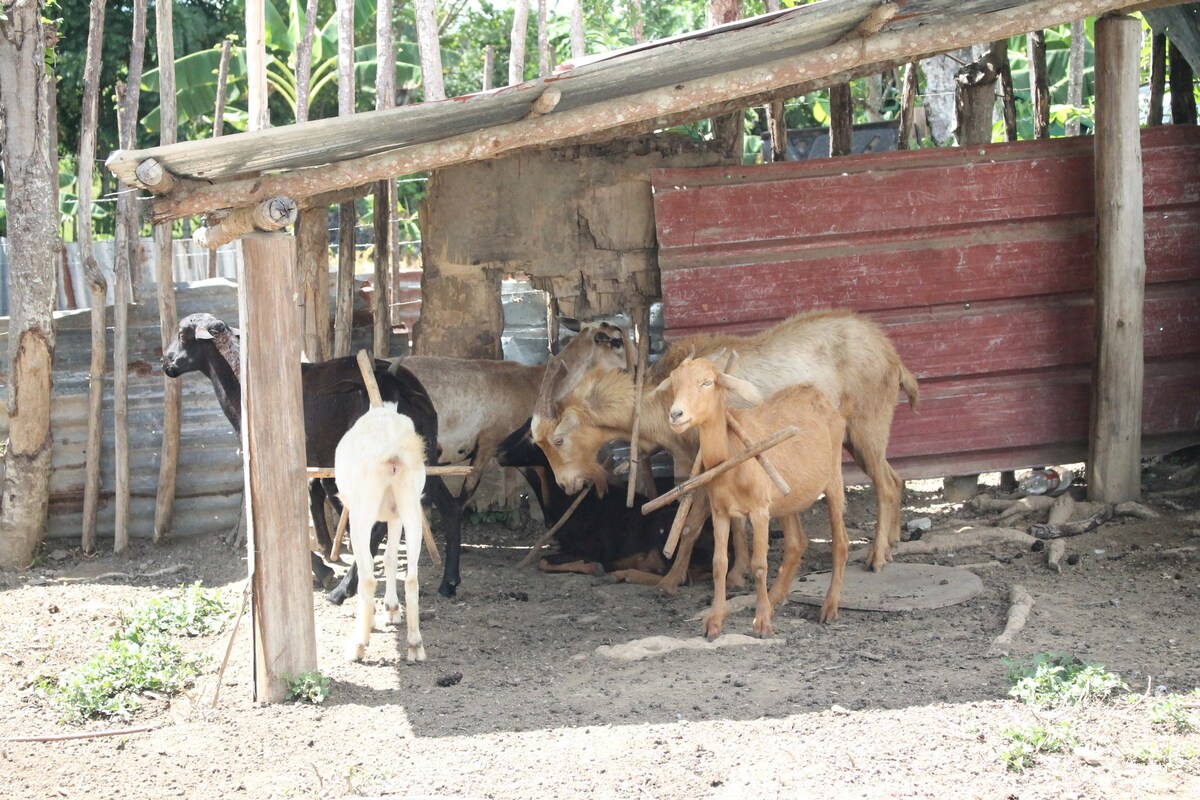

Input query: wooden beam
[195,197,298,249]
[126,0,1145,222]
[239,232,317,703]
[1088,14,1145,504]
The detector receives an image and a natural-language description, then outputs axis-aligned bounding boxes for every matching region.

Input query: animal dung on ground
[788,563,983,613]
[436,672,464,687]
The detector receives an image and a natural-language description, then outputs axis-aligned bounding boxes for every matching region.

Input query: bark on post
[828,83,853,156]
[763,0,786,161]
[1088,14,1145,504]
[1169,43,1198,125]
[112,0,149,554]
[896,62,918,150]
[0,1,58,569]
[207,39,233,279]
[509,0,529,85]
[537,0,550,77]
[296,207,330,361]
[154,0,181,543]
[1027,30,1050,138]
[78,0,109,554]
[630,0,645,44]
[483,45,495,91]
[1067,21,1087,135]
[569,0,584,60]
[955,51,999,146]
[295,0,319,123]
[333,0,356,358]
[708,0,743,159]
[414,0,445,100]
[238,233,317,703]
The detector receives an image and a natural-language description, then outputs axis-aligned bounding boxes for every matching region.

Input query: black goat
[496,418,717,584]
[161,312,464,601]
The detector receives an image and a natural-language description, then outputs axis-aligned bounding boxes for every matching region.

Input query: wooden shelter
[103,0,1199,701]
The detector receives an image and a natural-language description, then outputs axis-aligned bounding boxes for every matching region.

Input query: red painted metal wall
[651,125,1200,481]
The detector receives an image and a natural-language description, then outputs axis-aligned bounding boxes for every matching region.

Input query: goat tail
[898,362,921,412]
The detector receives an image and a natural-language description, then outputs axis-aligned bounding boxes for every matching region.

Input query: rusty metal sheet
[651,126,1200,481]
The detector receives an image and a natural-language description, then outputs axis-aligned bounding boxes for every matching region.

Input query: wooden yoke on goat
[666,355,850,638]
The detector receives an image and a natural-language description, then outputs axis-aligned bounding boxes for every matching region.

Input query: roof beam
[131,0,1143,223]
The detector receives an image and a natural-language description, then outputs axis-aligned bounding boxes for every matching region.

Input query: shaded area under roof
[106,0,1175,221]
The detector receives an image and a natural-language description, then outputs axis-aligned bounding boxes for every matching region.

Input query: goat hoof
[701,616,724,640]
[385,604,402,625]
[438,582,457,598]
[346,641,366,662]
[408,642,427,662]
[819,606,840,624]
[326,589,348,606]
[753,617,775,638]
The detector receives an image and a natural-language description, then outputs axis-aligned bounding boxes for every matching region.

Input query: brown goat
[533,310,918,576]
[667,356,849,636]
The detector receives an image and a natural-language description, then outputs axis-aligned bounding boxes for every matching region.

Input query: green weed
[1005,652,1127,707]
[120,581,230,639]
[1000,721,1076,773]
[285,670,331,704]
[1146,690,1200,734]
[1126,742,1199,765]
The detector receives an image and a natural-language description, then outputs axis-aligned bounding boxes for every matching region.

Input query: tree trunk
[483,44,495,90]
[0,3,58,568]
[112,0,149,554]
[374,0,396,357]
[537,0,550,77]
[896,62,918,150]
[295,0,319,123]
[828,83,853,156]
[207,38,232,280]
[631,0,645,44]
[246,0,269,130]
[708,0,742,159]
[1147,33,1166,127]
[154,0,181,543]
[414,0,445,100]
[1169,42,1198,125]
[1027,30,1050,138]
[922,51,972,145]
[569,0,584,60]
[955,50,999,146]
[333,0,356,357]
[764,0,787,163]
[992,39,1017,141]
[78,0,109,554]
[1067,21,1087,135]
[509,0,529,85]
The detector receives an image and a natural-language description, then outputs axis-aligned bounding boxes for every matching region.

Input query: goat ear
[194,325,214,341]
[230,327,241,338]
[717,373,763,406]
[559,316,582,333]
[553,412,579,438]
[652,374,674,396]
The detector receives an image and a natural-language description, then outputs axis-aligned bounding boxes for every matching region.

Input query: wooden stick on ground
[643,425,800,516]
[1029,504,1114,540]
[2,725,159,744]
[517,485,592,568]
[211,580,251,708]
[1046,538,1066,573]
[663,450,704,559]
[989,584,1035,655]
[625,318,651,509]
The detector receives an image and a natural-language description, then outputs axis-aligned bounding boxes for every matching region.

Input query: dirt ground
[2,463,1199,800]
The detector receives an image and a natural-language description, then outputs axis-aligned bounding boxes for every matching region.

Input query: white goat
[335,403,428,662]
[666,355,849,638]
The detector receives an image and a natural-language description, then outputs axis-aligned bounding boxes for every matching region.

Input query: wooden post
[708,0,743,159]
[296,207,330,361]
[569,0,584,60]
[295,0,319,123]
[956,51,999,147]
[246,0,268,130]
[1027,30,1050,138]
[154,0,181,544]
[1088,14,1145,504]
[333,0,356,358]
[625,313,650,509]
[537,0,550,78]
[483,45,495,91]
[1067,21,1087,135]
[78,0,108,554]
[238,233,317,703]
[992,40,1018,142]
[1169,43,1198,125]
[207,39,233,279]
[112,0,148,554]
[374,0,396,358]
[1147,34,1166,127]
[509,0,529,85]
[414,0,445,100]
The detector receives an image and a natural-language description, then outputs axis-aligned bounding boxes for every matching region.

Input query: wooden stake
[517,485,591,568]
[207,38,233,280]
[643,425,800,516]
[663,450,704,559]
[989,584,1035,654]
[896,62,918,150]
[625,316,650,509]
[724,413,791,497]
[1027,30,1050,138]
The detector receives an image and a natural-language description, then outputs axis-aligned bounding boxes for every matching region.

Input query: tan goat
[666,356,849,636]
[533,310,919,577]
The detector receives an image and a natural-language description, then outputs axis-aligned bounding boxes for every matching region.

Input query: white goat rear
[335,404,428,662]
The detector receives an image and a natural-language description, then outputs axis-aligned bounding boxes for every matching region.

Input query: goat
[666,355,849,637]
[161,312,461,600]
[336,404,428,662]
[386,321,628,529]
[532,309,919,576]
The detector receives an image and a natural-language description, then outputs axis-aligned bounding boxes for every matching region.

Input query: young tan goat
[666,356,849,637]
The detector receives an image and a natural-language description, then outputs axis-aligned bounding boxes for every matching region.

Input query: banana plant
[141,0,420,138]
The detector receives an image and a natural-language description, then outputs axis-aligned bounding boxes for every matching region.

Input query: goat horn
[534,359,566,420]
